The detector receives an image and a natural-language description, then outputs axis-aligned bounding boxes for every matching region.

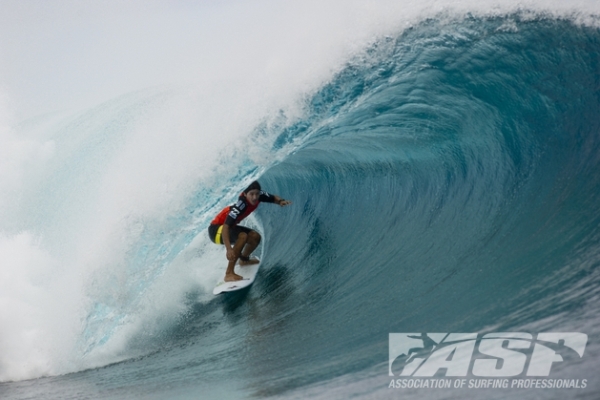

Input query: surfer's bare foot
[239,257,259,266]
[225,273,243,281]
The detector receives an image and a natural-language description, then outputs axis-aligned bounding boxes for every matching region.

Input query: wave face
[255,16,600,398]
[2,12,600,400]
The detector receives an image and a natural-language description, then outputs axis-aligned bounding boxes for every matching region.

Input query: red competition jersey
[211,191,276,226]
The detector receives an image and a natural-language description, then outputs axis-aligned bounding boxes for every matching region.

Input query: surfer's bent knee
[248,230,261,244]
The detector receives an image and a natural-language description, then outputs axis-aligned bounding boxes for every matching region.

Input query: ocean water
[1,2,600,399]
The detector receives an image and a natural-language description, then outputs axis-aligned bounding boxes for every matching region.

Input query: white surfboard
[212,257,261,295]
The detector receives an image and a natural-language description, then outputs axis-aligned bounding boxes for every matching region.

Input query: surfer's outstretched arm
[273,195,292,207]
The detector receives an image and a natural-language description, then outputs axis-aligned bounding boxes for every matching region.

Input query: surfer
[208,181,292,281]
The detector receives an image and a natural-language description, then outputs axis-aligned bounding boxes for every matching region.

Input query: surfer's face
[246,189,260,205]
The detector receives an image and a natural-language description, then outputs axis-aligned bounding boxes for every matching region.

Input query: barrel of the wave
[208,180,292,294]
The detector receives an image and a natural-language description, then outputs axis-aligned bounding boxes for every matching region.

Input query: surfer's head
[244,181,261,205]
[244,180,261,194]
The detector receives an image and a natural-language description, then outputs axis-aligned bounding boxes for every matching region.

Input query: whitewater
[1,1,600,399]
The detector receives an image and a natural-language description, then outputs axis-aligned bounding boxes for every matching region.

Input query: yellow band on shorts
[215,225,224,244]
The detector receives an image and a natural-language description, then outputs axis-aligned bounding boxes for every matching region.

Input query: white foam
[0,232,82,381]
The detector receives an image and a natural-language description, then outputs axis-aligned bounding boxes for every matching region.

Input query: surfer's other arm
[221,224,235,261]
[273,195,292,207]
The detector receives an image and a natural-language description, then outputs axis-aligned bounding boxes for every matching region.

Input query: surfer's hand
[279,199,292,207]
[226,247,237,261]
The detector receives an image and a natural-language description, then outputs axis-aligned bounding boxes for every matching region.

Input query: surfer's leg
[225,232,247,281]
[240,230,261,266]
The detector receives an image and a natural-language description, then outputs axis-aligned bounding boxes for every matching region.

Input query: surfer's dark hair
[244,180,261,193]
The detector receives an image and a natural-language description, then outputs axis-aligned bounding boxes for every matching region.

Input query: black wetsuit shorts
[208,224,252,245]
